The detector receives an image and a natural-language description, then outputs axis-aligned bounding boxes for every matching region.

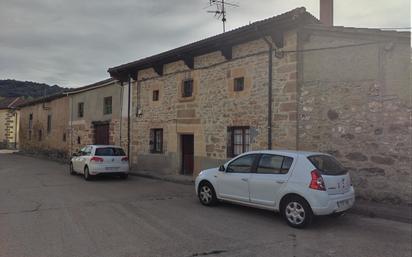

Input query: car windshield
[95,147,126,156]
[307,155,347,175]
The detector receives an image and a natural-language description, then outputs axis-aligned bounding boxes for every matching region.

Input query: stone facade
[129,31,299,175]
[19,96,70,159]
[297,26,411,204]
[0,109,19,149]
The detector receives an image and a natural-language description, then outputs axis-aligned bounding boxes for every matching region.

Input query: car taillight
[309,169,326,191]
[90,156,104,162]
[121,157,129,162]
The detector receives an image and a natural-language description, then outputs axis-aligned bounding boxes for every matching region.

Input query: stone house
[19,94,70,158]
[18,78,129,158]
[67,78,128,154]
[0,97,25,149]
[108,7,411,204]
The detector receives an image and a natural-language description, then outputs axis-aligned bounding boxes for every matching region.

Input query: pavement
[1,152,411,257]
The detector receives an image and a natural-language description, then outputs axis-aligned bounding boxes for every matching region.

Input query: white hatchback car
[195,150,355,228]
[69,145,129,180]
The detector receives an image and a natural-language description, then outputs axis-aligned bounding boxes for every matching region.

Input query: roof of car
[88,145,123,148]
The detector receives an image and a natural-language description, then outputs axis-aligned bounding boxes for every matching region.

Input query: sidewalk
[130,170,412,224]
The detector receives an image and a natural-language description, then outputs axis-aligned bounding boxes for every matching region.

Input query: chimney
[320,0,333,26]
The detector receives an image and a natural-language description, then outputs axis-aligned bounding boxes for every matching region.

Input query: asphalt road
[0,153,411,257]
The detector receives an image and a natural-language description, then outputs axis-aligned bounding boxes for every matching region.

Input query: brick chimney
[320,0,333,26]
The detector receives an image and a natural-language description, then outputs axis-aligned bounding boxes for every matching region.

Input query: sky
[0,0,410,88]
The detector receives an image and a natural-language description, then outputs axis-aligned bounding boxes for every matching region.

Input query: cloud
[0,0,409,87]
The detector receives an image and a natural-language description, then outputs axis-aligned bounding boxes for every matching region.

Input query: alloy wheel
[285,201,306,225]
[199,185,212,204]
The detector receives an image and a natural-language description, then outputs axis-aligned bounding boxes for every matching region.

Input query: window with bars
[182,79,193,98]
[153,90,159,101]
[103,97,112,115]
[150,129,163,153]
[47,114,52,134]
[234,77,245,92]
[227,126,250,157]
[78,102,84,118]
[29,113,33,129]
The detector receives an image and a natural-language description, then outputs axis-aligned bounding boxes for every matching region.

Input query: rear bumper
[89,165,129,175]
[311,187,355,216]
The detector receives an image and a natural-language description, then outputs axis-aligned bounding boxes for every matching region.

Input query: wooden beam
[220,46,232,60]
[270,31,284,48]
[182,56,194,69]
[153,64,163,76]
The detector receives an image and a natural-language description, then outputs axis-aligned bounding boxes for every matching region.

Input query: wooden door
[181,135,194,175]
[94,123,109,145]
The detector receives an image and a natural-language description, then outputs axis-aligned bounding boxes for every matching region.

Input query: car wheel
[69,162,75,175]
[282,196,313,228]
[198,182,217,206]
[84,166,92,181]
[120,173,128,180]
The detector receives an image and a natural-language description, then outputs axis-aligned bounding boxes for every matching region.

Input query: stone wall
[298,28,411,204]
[19,97,70,159]
[129,31,299,175]
[0,109,19,149]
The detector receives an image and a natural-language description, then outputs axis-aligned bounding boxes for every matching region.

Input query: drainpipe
[14,111,17,149]
[254,25,273,150]
[127,74,131,159]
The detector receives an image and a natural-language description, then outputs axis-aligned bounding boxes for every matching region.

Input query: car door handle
[276,180,285,184]
[241,178,248,182]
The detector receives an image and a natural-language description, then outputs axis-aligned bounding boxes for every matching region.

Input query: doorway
[94,123,110,145]
[181,135,194,175]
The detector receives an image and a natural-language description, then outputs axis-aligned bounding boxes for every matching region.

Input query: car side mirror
[218,165,225,172]
[72,152,79,157]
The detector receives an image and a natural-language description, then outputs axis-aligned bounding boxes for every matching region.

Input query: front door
[217,154,258,202]
[94,123,109,145]
[181,135,194,175]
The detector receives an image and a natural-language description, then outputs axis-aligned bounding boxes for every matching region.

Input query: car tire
[84,166,93,181]
[120,173,128,180]
[69,162,75,175]
[198,181,217,206]
[282,195,313,228]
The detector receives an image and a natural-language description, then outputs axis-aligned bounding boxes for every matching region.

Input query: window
[62,133,66,142]
[182,79,193,98]
[256,155,294,174]
[227,154,258,173]
[79,146,92,156]
[308,155,347,175]
[38,130,42,141]
[77,136,81,145]
[234,77,244,91]
[29,113,33,129]
[47,115,52,134]
[227,127,250,157]
[153,90,159,101]
[78,102,84,118]
[150,129,163,153]
[95,147,126,156]
[103,97,112,115]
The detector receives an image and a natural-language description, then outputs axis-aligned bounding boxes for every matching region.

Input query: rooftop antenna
[206,0,239,32]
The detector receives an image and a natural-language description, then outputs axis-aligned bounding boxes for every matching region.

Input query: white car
[195,150,355,228]
[69,145,129,180]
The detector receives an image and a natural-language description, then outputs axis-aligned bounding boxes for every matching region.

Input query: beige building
[0,97,25,149]
[67,78,128,154]
[108,8,411,204]
[18,78,129,158]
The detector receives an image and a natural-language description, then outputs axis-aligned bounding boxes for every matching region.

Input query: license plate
[105,167,119,171]
[337,199,351,208]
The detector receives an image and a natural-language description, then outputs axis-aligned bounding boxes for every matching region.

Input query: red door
[181,135,194,175]
[94,123,109,145]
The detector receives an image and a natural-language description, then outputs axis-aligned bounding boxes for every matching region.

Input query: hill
[0,79,66,99]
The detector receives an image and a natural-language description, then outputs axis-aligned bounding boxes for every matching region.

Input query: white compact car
[69,145,129,180]
[195,150,355,228]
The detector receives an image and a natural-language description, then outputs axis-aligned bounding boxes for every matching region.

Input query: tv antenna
[206,0,239,32]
